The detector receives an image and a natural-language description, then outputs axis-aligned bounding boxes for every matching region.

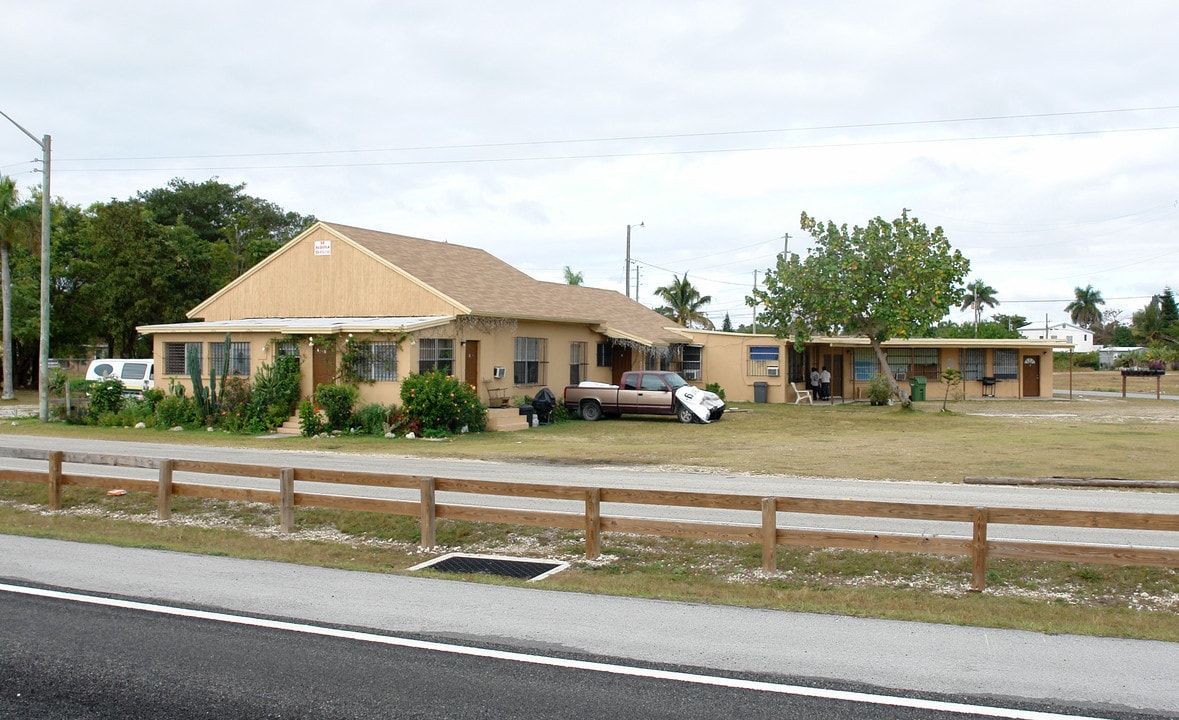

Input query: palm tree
[1065,285,1105,329]
[653,273,714,329]
[0,176,39,400]
[562,266,584,285]
[959,279,999,337]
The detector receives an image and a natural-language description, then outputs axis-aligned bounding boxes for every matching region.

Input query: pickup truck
[563,371,725,423]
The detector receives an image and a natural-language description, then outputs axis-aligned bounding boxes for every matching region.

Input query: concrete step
[486,408,529,432]
[274,416,302,436]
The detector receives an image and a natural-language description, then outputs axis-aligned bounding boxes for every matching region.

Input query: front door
[611,346,632,385]
[464,340,479,391]
[1022,355,1040,397]
[823,353,844,400]
[312,339,336,390]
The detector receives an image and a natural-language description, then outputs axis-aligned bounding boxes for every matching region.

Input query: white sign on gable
[314,240,332,256]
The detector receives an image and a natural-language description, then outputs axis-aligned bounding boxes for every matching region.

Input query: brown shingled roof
[324,222,690,347]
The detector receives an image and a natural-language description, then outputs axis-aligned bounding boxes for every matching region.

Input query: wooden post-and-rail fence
[2,447,1178,592]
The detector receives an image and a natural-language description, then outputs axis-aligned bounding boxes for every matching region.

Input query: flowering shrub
[298,400,326,437]
[218,376,263,433]
[400,371,486,434]
[313,383,358,431]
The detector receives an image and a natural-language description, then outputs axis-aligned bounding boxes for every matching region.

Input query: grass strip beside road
[0,386,1175,640]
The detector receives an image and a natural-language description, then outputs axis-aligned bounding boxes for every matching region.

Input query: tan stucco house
[138,222,693,407]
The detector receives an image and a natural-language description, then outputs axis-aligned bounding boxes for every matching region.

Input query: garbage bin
[908,376,926,401]
[753,381,768,403]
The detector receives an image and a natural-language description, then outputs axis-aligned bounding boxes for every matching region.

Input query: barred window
[514,337,546,386]
[569,342,587,385]
[993,349,1018,379]
[353,342,398,381]
[886,348,939,380]
[681,345,702,380]
[164,342,202,375]
[961,348,985,380]
[276,340,299,359]
[418,338,454,375]
[210,341,251,377]
[854,348,877,381]
[747,345,779,377]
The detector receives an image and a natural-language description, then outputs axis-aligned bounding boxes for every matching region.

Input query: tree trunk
[1,241,13,400]
[869,339,910,407]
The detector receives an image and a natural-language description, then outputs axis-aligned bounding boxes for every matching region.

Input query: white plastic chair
[790,382,813,405]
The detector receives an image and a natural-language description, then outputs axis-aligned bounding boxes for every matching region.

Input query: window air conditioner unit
[492,366,506,379]
[766,365,779,377]
[683,369,700,380]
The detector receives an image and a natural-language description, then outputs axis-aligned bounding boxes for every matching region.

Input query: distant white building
[1098,346,1145,369]
[1018,321,1096,352]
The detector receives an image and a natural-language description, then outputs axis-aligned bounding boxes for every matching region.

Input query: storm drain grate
[409,553,569,581]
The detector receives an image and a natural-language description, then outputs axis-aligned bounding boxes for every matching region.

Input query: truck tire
[580,400,603,422]
[676,402,696,424]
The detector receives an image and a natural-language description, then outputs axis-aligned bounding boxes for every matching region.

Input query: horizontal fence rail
[0,447,1176,591]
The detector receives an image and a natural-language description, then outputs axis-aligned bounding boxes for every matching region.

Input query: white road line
[1,582,1111,720]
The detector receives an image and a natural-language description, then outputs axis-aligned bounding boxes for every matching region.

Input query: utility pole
[782,232,790,258]
[752,269,758,334]
[0,110,51,422]
[633,265,640,302]
[625,221,644,299]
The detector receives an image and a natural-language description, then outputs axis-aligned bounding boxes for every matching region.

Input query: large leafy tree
[74,200,218,357]
[138,177,315,286]
[1132,292,1179,345]
[750,210,969,404]
[654,273,714,329]
[0,177,40,399]
[1064,285,1105,329]
[959,279,998,337]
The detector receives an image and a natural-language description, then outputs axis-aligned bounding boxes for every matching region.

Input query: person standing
[820,366,831,401]
[810,367,820,400]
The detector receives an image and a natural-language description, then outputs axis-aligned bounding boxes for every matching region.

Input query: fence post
[157,459,173,520]
[971,506,989,591]
[279,468,295,533]
[47,450,62,510]
[585,487,601,559]
[761,497,777,573]
[419,477,436,548]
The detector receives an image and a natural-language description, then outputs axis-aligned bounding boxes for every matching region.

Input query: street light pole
[1,110,51,422]
[625,221,644,300]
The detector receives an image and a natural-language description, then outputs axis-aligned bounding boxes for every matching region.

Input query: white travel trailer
[85,358,155,394]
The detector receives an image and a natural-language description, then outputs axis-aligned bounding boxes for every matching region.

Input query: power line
[56,104,1179,163]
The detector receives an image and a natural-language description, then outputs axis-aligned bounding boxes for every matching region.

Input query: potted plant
[866,375,892,406]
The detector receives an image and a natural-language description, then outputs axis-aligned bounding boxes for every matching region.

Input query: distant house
[1098,346,1146,369]
[1018,321,1097,353]
[138,222,691,408]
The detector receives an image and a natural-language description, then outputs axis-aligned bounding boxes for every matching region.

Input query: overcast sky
[3,2,1177,331]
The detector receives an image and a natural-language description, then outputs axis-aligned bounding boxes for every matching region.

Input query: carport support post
[47,450,62,510]
[279,468,295,533]
[971,506,989,591]
[419,477,436,548]
[585,487,601,559]
[761,497,778,573]
[157,459,173,520]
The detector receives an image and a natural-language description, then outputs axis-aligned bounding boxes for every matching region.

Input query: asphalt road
[2,536,1176,719]
[0,435,1176,549]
